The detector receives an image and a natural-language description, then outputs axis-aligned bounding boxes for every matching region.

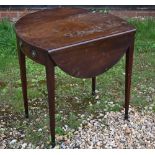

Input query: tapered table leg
[125,42,134,120]
[46,60,55,148]
[92,77,96,96]
[18,50,29,118]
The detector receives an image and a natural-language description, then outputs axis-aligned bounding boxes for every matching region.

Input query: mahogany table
[15,7,136,147]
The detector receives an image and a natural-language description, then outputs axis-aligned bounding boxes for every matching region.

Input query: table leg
[18,50,29,118]
[92,77,96,96]
[45,61,55,148]
[125,42,134,120]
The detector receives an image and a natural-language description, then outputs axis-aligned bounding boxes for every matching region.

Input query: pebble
[9,139,17,145]
[54,145,60,149]
[125,127,131,134]
[38,128,42,132]
[2,102,155,149]
[95,95,99,99]
[59,106,155,149]
[21,134,25,138]
[21,143,27,149]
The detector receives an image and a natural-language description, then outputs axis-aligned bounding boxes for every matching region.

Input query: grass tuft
[128,18,155,52]
[0,18,17,57]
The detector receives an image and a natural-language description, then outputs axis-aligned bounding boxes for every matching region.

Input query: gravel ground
[1,105,155,149]
[58,106,155,149]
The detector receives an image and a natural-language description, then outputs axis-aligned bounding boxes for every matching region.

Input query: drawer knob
[31,50,37,58]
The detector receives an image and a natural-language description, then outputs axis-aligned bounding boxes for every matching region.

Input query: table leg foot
[92,77,96,96]
[25,111,29,118]
[51,137,55,148]
[92,91,96,96]
[124,114,129,120]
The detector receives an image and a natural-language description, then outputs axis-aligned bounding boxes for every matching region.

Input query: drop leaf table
[15,7,136,147]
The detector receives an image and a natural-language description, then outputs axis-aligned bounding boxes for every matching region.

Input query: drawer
[18,39,47,65]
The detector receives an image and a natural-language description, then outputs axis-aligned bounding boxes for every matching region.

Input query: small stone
[38,128,42,132]
[95,95,99,99]
[22,143,27,149]
[1,134,6,138]
[21,134,25,138]
[81,114,85,118]
[120,139,126,143]
[125,127,131,134]
[97,101,100,104]
[57,136,63,141]
[40,144,44,148]
[0,143,6,149]
[96,141,101,146]
[54,145,60,149]
[75,97,79,100]
[61,143,66,149]
[28,143,32,148]
[10,139,17,145]
[104,115,107,119]
[109,101,114,104]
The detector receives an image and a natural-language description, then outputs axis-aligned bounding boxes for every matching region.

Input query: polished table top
[15,7,135,51]
[15,7,136,78]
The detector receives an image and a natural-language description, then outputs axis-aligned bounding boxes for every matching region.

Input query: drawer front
[18,39,47,65]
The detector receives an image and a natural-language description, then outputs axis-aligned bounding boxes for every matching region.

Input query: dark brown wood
[19,39,49,65]
[15,7,136,78]
[15,7,135,50]
[50,33,134,78]
[17,40,29,118]
[92,77,96,96]
[125,40,134,120]
[15,7,136,147]
[45,59,55,148]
